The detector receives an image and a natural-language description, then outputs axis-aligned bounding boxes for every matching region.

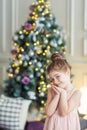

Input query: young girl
[43,53,81,130]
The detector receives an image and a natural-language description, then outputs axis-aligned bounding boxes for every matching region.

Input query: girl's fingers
[51,86,57,91]
[51,86,60,94]
[53,86,62,93]
[55,86,65,93]
[51,84,66,93]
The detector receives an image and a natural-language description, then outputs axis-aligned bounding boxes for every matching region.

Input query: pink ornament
[25,23,32,30]
[11,50,17,55]
[22,76,30,85]
[29,13,33,17]
[29,5,33,10]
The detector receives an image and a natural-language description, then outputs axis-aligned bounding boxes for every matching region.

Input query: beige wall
[0,0,87,93]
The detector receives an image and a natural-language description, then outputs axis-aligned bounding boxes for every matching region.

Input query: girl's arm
[45,87,60,117]
[57,87,81,116]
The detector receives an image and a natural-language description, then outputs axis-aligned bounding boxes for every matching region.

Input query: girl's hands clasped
[51,83,66,95]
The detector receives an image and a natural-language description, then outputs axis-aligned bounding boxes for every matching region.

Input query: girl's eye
[56,75,60,79]
[47,78,53,83]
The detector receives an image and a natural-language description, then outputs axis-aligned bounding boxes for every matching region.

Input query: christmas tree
[4,0,66,111]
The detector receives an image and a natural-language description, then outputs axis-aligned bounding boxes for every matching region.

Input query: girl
[43,53,81,130]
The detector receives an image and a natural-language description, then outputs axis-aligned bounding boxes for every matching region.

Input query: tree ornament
[35,18,45,32]
[32,34,37,42]
[23,61,28,66]
[34,46,38,50]
[36,72,41,77]
[58,38,62,45]
[20,35,24,39]
[14,35,18,41]
[37,62,42,67]
[29,5,34,10]
[27,91,36,99]
[39,92,45,97]
[16,76,21,81]
[25,22,32,30]
[40,68,44,73]
[34,59,37,63]
[7,68,13,73]
[22,76,30,85]
[29,74,34,78]
[11,50,17,55]
[15,69,19,74]
[47,22,51,27]
[44,38,48,44]
[29,50,34,56]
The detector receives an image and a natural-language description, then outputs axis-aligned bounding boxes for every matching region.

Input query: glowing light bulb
[40,81,44,85]
[47,45,50,49]
[50,14,53,17]
[32,12,35,15]
[64,51,66,55]
[40,75,44,79]
[29,62,32,65]
[21,48,24,52]
[45,9,49,13]
[34,43,37,46]
[12,64,15,67]
[8,73,13,77]
[39,90,41,93]
[33,23,36,27]
[32,16,35,19]
[46,34,50,37]
[17,49,20,53]
[35,68,39,71]
[45,50,47,53]
[17,67,20,70]
[43,88,46,91]
[26,42,30,46]
[37,5,40,9]
[38,87,41,90]
[36,31,39,35]
[31,30,34,33]
[19,31,22,34]
[42,13,45,16]
[61,46,64,49]
[40,107,43,111]
[26,31,29,35]
[37,51,41,54]
[41,100,44,104]
[36,41,40,44]
[41,5,44,8]
[23,29,26,33]
[18,54,22,58]
[19,60,22,65]
[14,42,17,46]
[53,29,57,33]
[46,60,50,63]
[43,53,45,56]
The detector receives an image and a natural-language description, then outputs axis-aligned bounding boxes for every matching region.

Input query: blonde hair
[47,53,71,74]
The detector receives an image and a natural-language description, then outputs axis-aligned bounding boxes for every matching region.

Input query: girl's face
[48,69,71,89]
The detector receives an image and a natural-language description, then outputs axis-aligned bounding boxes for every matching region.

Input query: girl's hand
[51,84,60,95]
[52,85,66,94]
[50,87,56,98]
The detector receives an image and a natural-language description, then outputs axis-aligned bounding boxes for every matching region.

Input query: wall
[0,0,87,93]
